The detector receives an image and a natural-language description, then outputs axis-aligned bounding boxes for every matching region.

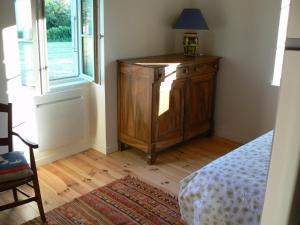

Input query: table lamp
[174,8,209,56]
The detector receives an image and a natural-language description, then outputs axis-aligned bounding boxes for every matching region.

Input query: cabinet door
[185,73,215,140]
[153,78,185,150]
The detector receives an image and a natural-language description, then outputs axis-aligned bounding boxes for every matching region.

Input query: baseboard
[92,143,118,155]
[92,143,106,154]
[106,144,118,153]
[35,141,91,166]
[211,135,244,146]
[214,131,250,144]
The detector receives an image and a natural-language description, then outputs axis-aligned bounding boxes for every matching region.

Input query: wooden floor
[0,136,240,225]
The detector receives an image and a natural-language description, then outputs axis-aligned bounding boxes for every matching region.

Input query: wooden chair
[0,103,46,223]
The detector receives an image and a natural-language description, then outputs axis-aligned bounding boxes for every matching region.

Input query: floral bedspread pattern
[179,131,273,225]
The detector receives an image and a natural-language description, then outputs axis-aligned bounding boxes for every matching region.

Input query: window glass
[45,0,76,81]
[15,0,35,87]
[82,37,94,76]
[81,0,94,77]
[81,0,93,35]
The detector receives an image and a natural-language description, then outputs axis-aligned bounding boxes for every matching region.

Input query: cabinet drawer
[191,63,218,75]
[156,66,189,81]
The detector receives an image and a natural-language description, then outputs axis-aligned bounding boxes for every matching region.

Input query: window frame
[23,0,100,95]
[78,0,95,82]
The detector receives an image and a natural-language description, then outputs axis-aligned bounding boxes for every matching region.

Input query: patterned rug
[23,176,185,225]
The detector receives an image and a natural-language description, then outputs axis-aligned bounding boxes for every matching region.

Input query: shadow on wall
[288,162,300,225]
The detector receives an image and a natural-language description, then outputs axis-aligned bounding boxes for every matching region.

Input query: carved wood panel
[153,78,185,145]
[184,73,214,140]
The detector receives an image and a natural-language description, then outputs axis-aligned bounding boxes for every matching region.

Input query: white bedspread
[179,131,273,225]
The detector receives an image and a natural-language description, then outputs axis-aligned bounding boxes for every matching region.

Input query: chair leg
[12,188,18,201]
[36,195,46,223]
[32,177,46,223]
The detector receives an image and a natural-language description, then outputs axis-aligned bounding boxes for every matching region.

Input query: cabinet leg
[147,152,158,165]
[118,141,127,151]
[206,129,214,138]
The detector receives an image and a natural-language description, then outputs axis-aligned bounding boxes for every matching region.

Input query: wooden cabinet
[118,54,220,164]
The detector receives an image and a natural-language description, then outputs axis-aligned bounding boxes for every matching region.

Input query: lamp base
[183,32,198,57]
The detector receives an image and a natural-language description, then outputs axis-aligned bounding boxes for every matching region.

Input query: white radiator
[34,89,86,151]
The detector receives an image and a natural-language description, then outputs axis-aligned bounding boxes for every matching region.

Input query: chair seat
[0,151,33,183]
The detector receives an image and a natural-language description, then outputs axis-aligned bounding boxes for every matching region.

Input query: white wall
[286,2,300,223]
[0,0,17,153]
[90,84,107,152]
[289,167,300,225]
[0,0,15,103]
[34,84,92,165]
[261,51,300,225]
[262,1,300,224]
[91,0,191,153]
[191,0,282,142]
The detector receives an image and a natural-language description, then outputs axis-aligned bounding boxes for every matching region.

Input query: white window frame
[28,0,100,94]
[78,0,95,82]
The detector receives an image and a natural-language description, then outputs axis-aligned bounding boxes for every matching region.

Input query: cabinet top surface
[118,53,221,68]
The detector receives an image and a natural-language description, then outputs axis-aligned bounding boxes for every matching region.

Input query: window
[272,0,291,86]
[80,0,95,80]
[15,0,36,87]
[45,0,75,82]
[15,0,99,93]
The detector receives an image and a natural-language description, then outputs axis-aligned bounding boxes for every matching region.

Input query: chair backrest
[0,103,13,152]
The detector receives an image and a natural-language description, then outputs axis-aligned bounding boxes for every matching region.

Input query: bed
[179,131,273,225]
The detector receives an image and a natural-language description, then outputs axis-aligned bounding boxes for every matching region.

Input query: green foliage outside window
[47,26,72,42]
[45,0,71,42]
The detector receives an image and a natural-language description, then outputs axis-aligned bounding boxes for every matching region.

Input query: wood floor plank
[0,136,239,225]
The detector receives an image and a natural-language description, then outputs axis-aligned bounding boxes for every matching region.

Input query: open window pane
[82,37,94,76]
[45,0,77,81]
[15,0,35,87]
[80,0,94,78]
[13,0,38,146]
[81,0,93,35]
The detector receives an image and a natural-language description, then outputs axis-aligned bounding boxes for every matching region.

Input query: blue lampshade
[174,8,209,30]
